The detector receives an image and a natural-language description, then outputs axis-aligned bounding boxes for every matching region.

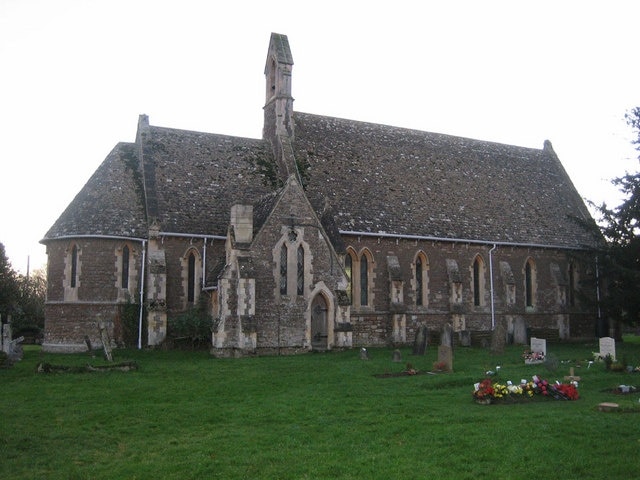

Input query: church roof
[43,112,596,250]
[292,112,596,248]
[43,142,148,240]
[136,125,273,236]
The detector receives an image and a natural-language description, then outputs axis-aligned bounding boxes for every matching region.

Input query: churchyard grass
[2,339,640,479]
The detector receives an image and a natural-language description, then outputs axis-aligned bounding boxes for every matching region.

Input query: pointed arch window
[297,245,304,295]
[416,256,423,306]
[344,248,373,307]
[70,244,78,288]
[568,262,576,307]
[473,255,485,307]
[414,252,429,307]
[345,253,353,303]
[121,245,130,289]
[525,259,536,308]
[187,252,196,304]
[360,254,369,306]
[280,244,288,295]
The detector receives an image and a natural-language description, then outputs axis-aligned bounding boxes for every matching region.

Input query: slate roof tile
[44,112,597,251]
[293,112,596,248]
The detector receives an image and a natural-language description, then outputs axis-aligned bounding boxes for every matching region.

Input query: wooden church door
[310,294,328,350]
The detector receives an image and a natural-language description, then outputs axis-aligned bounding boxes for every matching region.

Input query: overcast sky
[1,0,639,274]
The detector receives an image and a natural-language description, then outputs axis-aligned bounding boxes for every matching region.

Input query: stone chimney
[230,205,253,244]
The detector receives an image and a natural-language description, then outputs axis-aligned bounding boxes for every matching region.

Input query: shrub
[167,302,212,350]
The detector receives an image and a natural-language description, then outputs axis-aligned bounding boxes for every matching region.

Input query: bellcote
[263,33,294,140]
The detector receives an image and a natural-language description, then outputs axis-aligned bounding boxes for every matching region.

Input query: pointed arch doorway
[310,294,328,350]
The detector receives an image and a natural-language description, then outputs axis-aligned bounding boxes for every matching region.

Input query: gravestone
[1,321,10,353]
[437,345,453,372]
[490,323,506,355]
[440,323,453,348]
[599,337,616,361]
[525,337,546,364]
[530,337,547,356]
[392,349,402,363]
[98,321,113,362]
[412,325,428,355]
[458,330,471,347]
[513,317,527,345]
[360,347,369,360]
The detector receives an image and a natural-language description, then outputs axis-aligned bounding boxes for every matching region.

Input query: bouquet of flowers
[473,375,579,404]
[522,350,545,363]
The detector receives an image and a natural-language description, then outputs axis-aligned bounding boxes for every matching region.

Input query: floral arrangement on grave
[522,350,545,363]
[472,375,579,404]
[404,363,417,375]
[432,361,447,372]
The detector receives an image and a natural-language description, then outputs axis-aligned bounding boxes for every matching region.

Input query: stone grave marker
[412,325,428,355]
[98,321,113,362]
[1,320,11,353]
[513,317,527,345]
[599,336,616,361]
[564,367,581,383]
[360,347,369,360]
[392,349,402,362]
[458,330,471,347]
[525,337,546,364]
[440,323,453,348]
[490,322,506,355]
[437,345,453,372]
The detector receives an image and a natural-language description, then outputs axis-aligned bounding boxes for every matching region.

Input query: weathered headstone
[440,323,453,348]
[458,330,471,347]
[392,349,402,363]
[360,347,369,360]
[437,345,453,372]
[490,323,506,355]
[513,317,527,345]
[98,321,113,362]
[525,337,546,364]
[1,321,11,353]
[530,337,547,356]
[412,325,428,355]
[599,336,616,361]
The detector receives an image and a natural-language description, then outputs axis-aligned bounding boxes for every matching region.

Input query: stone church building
[41,33,599,355]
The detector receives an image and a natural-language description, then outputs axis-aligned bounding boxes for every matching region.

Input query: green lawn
[2,339,640,479]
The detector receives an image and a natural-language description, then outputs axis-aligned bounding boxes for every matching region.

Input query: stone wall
[340,235,597,347]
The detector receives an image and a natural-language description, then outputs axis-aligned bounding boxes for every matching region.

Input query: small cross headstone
[392,349,402,363]
[437,345,453,372]
[412,325,428,355]
[599,337,616,361]
[564,367,581,383]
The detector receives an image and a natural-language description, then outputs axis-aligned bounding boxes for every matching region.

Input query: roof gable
[43,142,147,240]
[139,125,275,236]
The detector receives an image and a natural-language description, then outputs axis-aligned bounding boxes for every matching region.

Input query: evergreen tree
[0,243,19,321]
[595,107,640,328]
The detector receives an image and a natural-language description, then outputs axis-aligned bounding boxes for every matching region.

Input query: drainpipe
[202,239,207,290]
[595,254,604,336]
[489,244,497,330]
[137,240,146,350]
